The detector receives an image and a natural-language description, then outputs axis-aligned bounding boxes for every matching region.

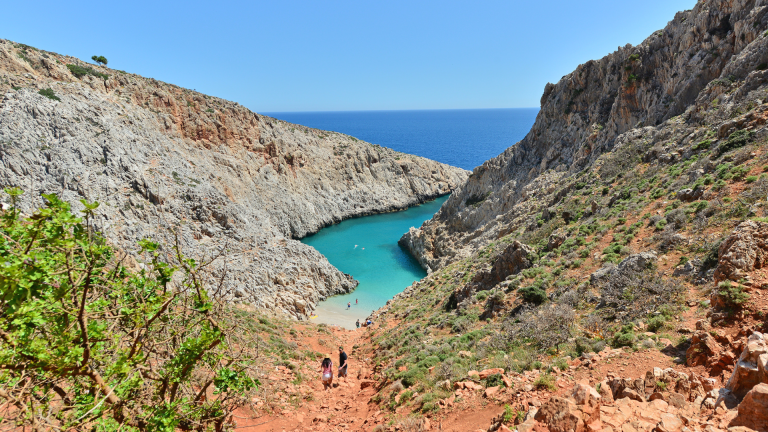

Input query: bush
[746,175,758,183]
[612,324,636,348]
[692,139,711,151]
[533,373,556,391]
[66,63,109,80]
[38,87,60,101]
[518,285,547,304]
[507,303,575,351]
[0,188,257,430]
[718,281,750,308]
[597,270,685,323]
[483,374,504,387]
[718,129,754,155]
[646,316,667,332]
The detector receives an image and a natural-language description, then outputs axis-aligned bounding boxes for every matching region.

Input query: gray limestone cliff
[0,39,469,318]
[401,0,768,270]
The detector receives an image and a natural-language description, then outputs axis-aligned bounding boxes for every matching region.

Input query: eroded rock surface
[0,39,468,318]
[714,220,768,283]
[401,0,768,272]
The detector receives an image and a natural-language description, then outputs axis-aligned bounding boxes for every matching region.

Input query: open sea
[265,109,538,328]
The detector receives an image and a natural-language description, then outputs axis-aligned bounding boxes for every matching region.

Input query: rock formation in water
[401,0,768,271]
[0,39,469,318]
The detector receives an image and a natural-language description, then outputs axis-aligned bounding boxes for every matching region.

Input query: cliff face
[0,39,469,318]
[402,0,768,271]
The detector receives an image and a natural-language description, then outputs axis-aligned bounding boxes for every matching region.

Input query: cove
[301,195,449,329]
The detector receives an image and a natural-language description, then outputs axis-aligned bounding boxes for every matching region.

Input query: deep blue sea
[265,108,538,171]
[268,109,538,328]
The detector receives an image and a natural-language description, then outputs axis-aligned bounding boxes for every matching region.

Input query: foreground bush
[0,189,257,431]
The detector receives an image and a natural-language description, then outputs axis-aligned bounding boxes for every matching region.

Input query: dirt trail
[232,327,382,432]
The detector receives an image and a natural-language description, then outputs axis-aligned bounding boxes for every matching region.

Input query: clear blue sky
[4,0,695,112]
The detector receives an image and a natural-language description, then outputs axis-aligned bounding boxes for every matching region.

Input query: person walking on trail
[338,346,348,379]
[356,319,360,329]
[320,357,333,390]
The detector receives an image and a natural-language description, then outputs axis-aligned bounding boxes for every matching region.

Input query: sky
[4,0,696,112]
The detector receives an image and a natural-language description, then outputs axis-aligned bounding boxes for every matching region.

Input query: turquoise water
[301,196,448,328]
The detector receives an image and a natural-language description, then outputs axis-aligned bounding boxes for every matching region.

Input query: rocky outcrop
[401,0,768,271]
[714,220,768,283]
[731,383,768,432]
[726,331,768,398]
[0,39,468,318]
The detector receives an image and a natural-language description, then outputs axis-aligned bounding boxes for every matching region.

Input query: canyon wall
[0,39,468,318]
[402,0,768,271]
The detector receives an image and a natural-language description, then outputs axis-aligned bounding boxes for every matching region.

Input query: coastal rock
[0,39,468,318]
[399,0,768,272]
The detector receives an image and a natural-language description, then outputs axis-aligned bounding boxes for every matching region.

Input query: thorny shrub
[596,270,685,323]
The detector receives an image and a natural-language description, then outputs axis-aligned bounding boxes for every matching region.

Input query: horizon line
[261,107,540,115]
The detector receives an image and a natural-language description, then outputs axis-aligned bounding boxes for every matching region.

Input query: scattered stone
[479,368,505,379]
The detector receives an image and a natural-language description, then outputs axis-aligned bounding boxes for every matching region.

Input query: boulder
[534,397,585,432]
[714,220,768,283]
[730,383,768,432]
[726,332,768,399]
[478,368,505,379]
[548,232,567,251]
[572,382,601,407]
[590,252,657,285]
[616,251,657,274]
[676,186,704,202]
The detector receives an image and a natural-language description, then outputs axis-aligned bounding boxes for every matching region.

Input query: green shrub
[38,88,60,101]
[646,316,667,332]
[0,188,258,430]
[718,281,750,308]
[483,374,504,387]
[66,63,109,80]
[692,139,711,151]
[655,219,668,230]
[746,175,758,183]
[533,373,556,391]
[518,285,547,304]
[718,129,754,155]
[612,324,636,348]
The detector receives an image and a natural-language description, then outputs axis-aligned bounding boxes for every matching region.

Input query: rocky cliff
[401,0,768,271]
[0,39,468,318]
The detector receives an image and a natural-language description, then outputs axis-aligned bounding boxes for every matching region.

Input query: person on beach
[338,346,348,379]
[355,299,358,305]
[347,302,351,310]
[320,357,333,390]
[356,319,360,328]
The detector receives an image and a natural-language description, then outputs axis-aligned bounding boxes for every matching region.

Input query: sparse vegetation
[66,63,109,80]
[38,87,60,101]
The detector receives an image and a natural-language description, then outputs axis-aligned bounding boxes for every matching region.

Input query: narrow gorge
[0,40,468,318]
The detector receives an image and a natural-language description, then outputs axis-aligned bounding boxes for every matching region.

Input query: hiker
[366,318,372,326]
[338,346,348,379]
[356,319,360,329]
[320,357,333,390]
